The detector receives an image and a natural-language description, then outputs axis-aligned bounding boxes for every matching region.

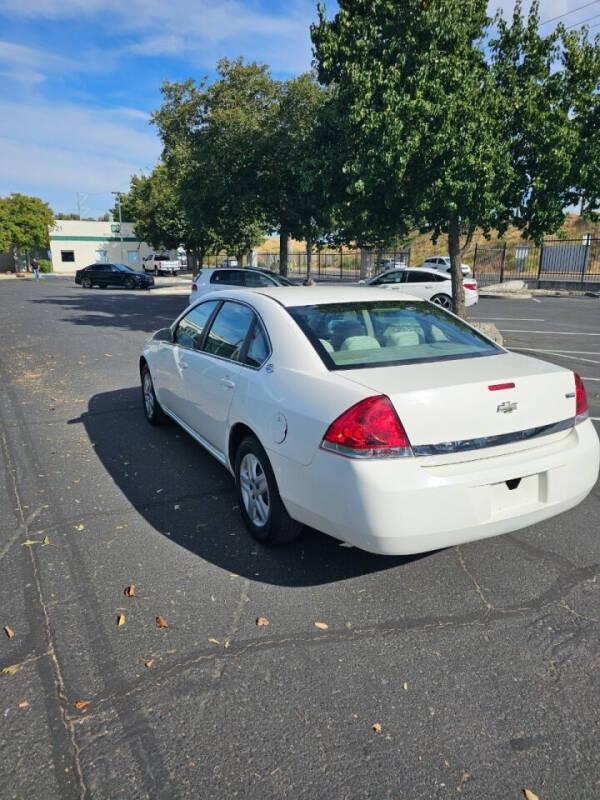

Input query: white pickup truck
[142,253,181,275]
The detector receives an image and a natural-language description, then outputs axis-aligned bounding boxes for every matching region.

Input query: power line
[565,11,600,28]
[540,0,600,25]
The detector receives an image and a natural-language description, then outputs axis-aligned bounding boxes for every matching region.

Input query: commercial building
[49,220,172,273]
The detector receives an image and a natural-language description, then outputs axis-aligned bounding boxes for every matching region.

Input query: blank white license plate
[491,473,540,514]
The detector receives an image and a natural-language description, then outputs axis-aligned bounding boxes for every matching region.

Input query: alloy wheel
[432,294,452,309]
[143,373,155,418]
[239,453,270,527]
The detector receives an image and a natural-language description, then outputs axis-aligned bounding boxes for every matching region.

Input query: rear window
[287,301,502,370]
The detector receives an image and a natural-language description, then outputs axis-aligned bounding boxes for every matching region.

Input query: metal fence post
[537,242,544,287]
[340,247,343,280]
[473,242,478,279]
[500,242,506,283]
[582,236,590,288]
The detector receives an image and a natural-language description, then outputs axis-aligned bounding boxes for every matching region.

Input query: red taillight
[574,372,588,419]
[321,395,412,458]
[463,281,477,291]
[191,283,197,291]
[488,382,515,391]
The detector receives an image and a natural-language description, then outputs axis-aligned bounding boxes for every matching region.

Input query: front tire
[125,277,135,289]
[431,293,452,310]
[141,365,167,426]
[235,437,302,545]
[82,277,92,289]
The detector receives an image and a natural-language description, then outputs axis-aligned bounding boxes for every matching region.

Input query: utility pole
[111,191,124,263]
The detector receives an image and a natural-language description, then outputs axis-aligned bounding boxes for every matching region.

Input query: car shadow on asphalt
[32,291,187,334]
[75,387,426,586]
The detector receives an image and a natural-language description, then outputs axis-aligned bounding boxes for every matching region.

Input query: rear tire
[235,436,302,545]
[431,293,452,310]
[141,365,167,426]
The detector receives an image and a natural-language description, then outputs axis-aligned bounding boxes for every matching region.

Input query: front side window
[288,301,502,370]
[371,271,404,285]
[174,300,219,350]
[405,271,430,283]
[243,271,275,287]
[203,301,255,361]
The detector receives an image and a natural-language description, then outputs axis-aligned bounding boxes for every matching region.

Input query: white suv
[189,268,295,305]
[364,267,478,308]
[422,256,472,277]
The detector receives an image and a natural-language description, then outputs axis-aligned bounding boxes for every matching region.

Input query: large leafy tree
[153,59,276,265]
[0,193,54,269]
[312,0,513,316]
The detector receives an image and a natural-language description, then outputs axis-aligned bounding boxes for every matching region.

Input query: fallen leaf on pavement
[18,700,29,708]
[156,616,169,629]
[444,759,450,767]
[104,353,113,357]
[207,638,220,645]
[402,682,408,691]
[72,479,80,485]
[4,626,14,639]
[372,722,382,734]
[22,539,42,547]
[42,536,50,546]
[523,791,539,800]
[314,622,329,630]
[2,665,20,675]
[74,524,85,531]
[256,617,270,626]
[145,659,155,668]
[74,700,90,712]
[124,585,136,597]
[223,640,231,649]
[117,614,126,627]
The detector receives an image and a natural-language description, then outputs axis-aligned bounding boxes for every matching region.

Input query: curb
[479,291,532,300]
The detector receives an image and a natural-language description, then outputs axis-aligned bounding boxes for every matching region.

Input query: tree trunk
[279,228,289,276]
[304,238,313,284]
[448,215,466,319]
[197,248,205,270]
[359,247,370,280]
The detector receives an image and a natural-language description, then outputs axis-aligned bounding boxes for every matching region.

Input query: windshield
[288,301,502,370]
[258,269,294,286]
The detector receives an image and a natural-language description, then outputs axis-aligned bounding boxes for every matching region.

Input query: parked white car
[422,256,472,277]
[140,285,598,555]
[364,267,478,308]
[189,267,295,304]
[142,252,181,275]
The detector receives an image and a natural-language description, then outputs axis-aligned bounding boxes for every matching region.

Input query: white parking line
[511,347,600,366]
[501,329,600,336]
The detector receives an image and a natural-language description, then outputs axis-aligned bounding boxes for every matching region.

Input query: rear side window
[245,321,269,367]
[243,271,274,287]
[174,300,219,350]
[288,301,501,370]
[210,270,243,285]
[404,271,430,283]
[203,301,255,361]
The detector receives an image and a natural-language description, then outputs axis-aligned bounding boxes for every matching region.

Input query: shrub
[38,259,52,273]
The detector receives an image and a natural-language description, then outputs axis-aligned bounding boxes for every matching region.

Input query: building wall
[49,220,171,273]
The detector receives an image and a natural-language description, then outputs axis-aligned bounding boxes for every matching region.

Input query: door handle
[220,377,236,389]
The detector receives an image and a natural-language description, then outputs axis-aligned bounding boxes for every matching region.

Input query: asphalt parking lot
[1,278,598,799]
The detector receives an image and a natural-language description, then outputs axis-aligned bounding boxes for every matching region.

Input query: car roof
[378,266,450,278]
[198,285,423,307]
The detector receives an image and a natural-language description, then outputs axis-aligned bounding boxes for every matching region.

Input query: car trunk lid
[339,351,576,453]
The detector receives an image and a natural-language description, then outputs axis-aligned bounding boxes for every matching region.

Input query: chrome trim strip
[412,417,576,457]
[161,407,230,469]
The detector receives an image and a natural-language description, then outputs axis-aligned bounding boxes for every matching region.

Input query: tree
[313,0,515,317]
[152,59,275,267]
[0,193,54,270]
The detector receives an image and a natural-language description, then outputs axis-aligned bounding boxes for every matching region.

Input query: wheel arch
[228,422,263,473]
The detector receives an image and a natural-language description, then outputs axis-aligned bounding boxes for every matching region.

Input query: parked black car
[75,263,154,290]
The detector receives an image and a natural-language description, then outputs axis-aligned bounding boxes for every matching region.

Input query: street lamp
[111,191,124,263]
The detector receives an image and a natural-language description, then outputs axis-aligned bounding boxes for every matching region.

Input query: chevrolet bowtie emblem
[497,401,518,414]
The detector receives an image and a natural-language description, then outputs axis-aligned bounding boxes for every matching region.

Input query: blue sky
[0,1,590,215]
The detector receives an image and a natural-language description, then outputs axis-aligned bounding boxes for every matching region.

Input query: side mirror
[153,327,173,342]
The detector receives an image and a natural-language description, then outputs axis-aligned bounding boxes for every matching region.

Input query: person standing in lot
[31,257,40,280]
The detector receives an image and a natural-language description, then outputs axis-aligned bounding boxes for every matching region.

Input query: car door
[152,300,221,421]
[108,265,124,287]
[178,301,256,455]
[92,264,110,286]
[402,270,438,300]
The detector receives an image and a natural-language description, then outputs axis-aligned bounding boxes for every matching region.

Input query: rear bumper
[271,419,599,555]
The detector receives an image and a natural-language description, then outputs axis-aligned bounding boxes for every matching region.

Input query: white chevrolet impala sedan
[140,286,599,555]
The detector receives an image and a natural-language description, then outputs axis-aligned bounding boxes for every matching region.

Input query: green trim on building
[50,235,139,242]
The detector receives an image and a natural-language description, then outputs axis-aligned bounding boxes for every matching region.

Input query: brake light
[321,395,412,458]
[191,283,197,291]
[574,372,588,420]
[488,382,515,391]
[463,281,477,291]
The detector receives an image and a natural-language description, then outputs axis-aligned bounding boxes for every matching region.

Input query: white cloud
[1,0,316,74]
[0,99,161,210]
[0,40,73,86]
